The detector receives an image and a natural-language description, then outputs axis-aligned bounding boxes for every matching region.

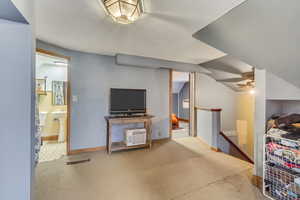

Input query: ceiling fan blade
[237,83,246,86]
[216,78,245,82]
[237,83,254,88]
[199,63,243,75]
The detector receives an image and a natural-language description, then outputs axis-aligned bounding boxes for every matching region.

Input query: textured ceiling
[36,0,245,64]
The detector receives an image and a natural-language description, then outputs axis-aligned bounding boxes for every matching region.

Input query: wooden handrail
[219,131,254,164]
[195,107,222,112]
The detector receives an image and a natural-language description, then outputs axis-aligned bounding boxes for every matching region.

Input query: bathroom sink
[39,111,48,127]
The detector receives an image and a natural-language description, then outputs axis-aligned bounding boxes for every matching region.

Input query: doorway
[170,71,192,139]
[36,49,71,163]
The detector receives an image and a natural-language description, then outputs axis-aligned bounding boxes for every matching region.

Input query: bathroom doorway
[36,49,70,163]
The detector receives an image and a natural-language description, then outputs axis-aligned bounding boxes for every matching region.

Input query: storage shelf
[266,133,300,145]
[264,134,300,200]
[111,142,150,152]
[105,115,153,154]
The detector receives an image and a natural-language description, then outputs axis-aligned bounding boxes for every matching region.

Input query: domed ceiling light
[101,0,144,24]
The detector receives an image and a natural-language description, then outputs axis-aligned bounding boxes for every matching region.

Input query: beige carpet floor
[35,137,266,200]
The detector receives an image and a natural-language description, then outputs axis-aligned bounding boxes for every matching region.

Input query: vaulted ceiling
[193,0,300,88]
[200,55,254,91]
[36,0,245,64]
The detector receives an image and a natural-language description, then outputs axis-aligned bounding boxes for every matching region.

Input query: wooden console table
[104,115,154,154]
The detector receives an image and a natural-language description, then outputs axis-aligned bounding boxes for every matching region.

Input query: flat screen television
[110,88,146,115]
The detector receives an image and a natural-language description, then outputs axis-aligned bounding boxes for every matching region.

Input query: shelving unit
[111,142,150,151]
[105,115,154,154]
[264,134,300,200]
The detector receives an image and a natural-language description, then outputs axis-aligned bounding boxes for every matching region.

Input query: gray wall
[266,100,300,117]
[0,19,33,200]
[37,40,170,150]
[266,100,283,120]
[178,82,189,120]
[172,94,178,116]
[266,72,300,100]
[11,0,34,24]
[282,101,300,113]
[195,73,237,131]
[254,69,266,177]
[0,0,27,23]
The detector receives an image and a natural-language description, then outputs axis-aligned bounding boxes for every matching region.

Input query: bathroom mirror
[52,81,67,105]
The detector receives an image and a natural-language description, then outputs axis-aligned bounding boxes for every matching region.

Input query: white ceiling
[36,0,245,64]
[173,71,189,83]
[193,0,300,88]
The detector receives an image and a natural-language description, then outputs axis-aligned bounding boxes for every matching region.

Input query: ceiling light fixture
[249,89,256,95]
[54,61,68,66]
[101,0,144,24]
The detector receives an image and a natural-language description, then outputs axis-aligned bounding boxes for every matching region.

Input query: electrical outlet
[72,95,78,103]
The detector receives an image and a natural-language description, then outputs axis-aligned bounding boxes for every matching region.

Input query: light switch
[72,95,78,102]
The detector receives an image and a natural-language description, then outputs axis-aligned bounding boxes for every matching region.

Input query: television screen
[110,88,146,114]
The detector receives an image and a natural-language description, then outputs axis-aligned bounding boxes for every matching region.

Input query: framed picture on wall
[52,81,67,105]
